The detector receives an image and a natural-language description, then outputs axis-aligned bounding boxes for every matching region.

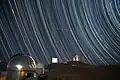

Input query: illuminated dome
[7,54,36,71]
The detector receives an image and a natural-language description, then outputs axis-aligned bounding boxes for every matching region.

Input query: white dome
[7,54,36,70]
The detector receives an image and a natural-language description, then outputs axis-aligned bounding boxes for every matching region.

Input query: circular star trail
[0,0,120,65]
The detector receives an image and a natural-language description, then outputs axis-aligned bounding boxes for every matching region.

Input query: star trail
[0,0,120,65]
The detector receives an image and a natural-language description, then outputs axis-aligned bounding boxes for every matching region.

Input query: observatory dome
[7,54,36,71]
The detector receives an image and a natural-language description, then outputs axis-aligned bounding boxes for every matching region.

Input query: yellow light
[21,71,25,77]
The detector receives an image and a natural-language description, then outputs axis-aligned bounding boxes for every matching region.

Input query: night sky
[0,0,120,65]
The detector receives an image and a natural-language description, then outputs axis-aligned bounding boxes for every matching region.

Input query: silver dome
[7,54,36,71]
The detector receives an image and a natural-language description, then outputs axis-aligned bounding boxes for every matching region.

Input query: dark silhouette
[46,61,120,80]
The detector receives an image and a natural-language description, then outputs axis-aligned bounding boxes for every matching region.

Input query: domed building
[6,53,37,80]
[7,53,36,71]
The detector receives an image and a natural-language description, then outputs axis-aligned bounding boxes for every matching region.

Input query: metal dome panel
[7,54,36,71]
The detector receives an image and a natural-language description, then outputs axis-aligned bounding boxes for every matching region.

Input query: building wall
[0,71,6,80]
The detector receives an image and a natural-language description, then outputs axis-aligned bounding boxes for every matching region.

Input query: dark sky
[0,0,120,65]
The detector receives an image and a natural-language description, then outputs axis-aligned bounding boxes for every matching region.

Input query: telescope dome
[7,54,36,71]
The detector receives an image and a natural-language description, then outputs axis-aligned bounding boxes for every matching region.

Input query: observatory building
[6,54,37,80]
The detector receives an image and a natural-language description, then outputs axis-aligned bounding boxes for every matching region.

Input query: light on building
[16,64,23,70]
[52,58,58,63]
[73,55,80,61]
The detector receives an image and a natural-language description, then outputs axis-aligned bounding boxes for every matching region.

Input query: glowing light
[52,58,58,63]
[16,64,23,70]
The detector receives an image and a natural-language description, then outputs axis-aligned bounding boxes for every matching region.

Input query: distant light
[52,58,58,63]
[16,64,23,70]
[73,55,80,61]
[72,65,77,67]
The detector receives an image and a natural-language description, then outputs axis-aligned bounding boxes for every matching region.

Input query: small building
[72,55,80,61]
[35,60,44,74]
[52,57,58,63]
